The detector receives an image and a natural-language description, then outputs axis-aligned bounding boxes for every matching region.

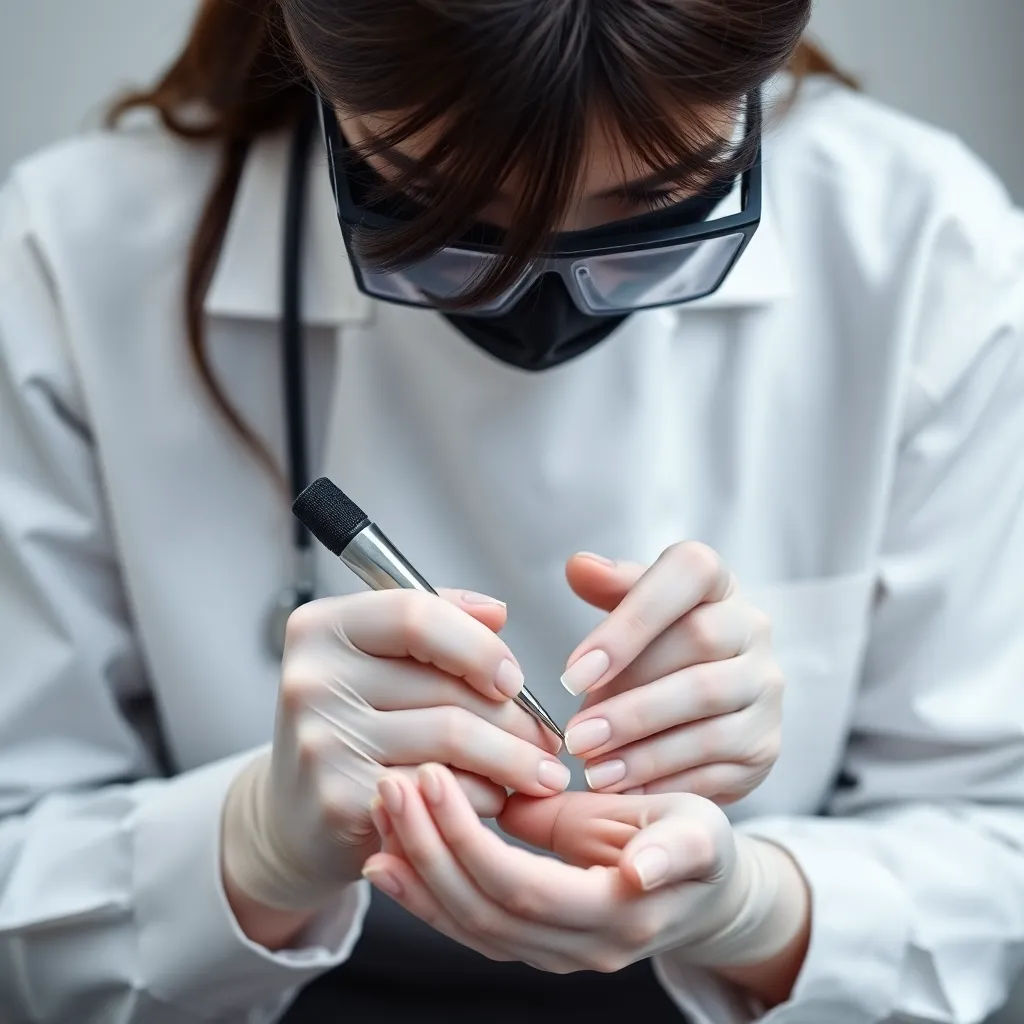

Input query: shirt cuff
[131,749,370,1018]
[653,817,912,1024]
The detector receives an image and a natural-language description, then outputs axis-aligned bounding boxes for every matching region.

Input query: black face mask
[444,275,628,371]
[345,153,729,371]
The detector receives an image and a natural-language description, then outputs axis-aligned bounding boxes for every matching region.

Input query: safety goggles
[320,92,762,316]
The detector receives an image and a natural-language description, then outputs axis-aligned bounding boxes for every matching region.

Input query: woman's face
[338,105,736,232]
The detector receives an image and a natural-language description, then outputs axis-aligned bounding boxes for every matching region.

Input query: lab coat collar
[205,127,792,325]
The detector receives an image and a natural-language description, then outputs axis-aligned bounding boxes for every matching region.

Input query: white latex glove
[222,590,566,912]
[362,765,808,973]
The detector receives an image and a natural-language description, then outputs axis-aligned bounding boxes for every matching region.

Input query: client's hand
[560,545,784,804]
[363,764,808,977]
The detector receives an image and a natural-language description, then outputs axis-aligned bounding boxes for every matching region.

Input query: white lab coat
[1,75,1023,1024]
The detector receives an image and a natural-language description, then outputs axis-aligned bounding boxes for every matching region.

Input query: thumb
[437,588,509,634]
[620,794,736,893]
[565,553,647,613]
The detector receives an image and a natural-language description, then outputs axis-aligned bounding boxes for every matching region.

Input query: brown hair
[110,0,854,469]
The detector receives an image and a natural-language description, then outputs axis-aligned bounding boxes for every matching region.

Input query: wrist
[220,753,360,926]
[711,839,811,1006]
[674,834,810,969]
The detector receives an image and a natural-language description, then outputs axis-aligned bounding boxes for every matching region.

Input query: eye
[634,188,689,211]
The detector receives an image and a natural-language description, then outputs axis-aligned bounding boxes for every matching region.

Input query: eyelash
[632,188,687,211]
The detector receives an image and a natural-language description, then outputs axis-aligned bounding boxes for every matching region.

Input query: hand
[363,764,808,976]
[221,590,566,915]
[560,545,784,803]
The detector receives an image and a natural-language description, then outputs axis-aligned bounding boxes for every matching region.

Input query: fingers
[395,766,624,930]
[379,707,571,797]
[365,799,515,963]
[369,658,562,755]
[564,655,764,759]
[437,588,509,634]
[289,590,523,704]
[625,762,764,805]
[498,791,642,868]
[561,543,733,698]
[580,701,780,796]
[592,598,766,700]
[619,794,736,892]
[564,554,647,613]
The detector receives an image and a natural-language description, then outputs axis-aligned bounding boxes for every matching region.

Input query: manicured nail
[363,866,403,898]
[584,759,626,790]
[564,718,612,756]
[538,760,572,792]
[577,552,615,566]
[495,658,525,698]
[463,591,506,607]
[369,796,392,836]
[561,649,610,696]
[418,764,444,805]
[378,776,404,816]
[632,847,669,891]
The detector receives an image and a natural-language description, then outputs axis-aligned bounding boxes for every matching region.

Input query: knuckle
[436,706,475,755]
[396,592,433,646]
[279,671,322,714]
[465,906,502,940]
[687,826,721,877]
[295,720,332,763]
[501,887,545,921]
[686,612,721,661]
[669,541,720,587]
[283,601,324,647]
[748,607,773,643]
[620,914,659,948]
[694,715,726,763]
[763,665,787,699]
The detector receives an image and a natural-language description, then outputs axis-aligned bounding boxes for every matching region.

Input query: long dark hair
[109,0,855,469]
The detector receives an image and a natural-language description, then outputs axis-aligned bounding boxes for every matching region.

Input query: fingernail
[369,796,392,836]
[564,718,611,756]
[495,658,525,698]
[538,760,572,792]
[632,847,669,891]
[561,649,610,696]
[463,591,506,607]
[584,759,626,790]
[418,764,444,805]
[378,776,404,816]
[578,552,615,566]
[363,866,403,898]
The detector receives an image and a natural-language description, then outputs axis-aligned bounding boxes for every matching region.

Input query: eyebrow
[366,137,733,202]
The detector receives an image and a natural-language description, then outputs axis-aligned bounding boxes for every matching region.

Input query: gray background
[1,0,1022,200]
[0,0,1022,1019]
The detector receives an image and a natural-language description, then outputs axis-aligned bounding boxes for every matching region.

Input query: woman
[1,0,1023,1021]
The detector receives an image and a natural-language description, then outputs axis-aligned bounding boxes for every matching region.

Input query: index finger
[290,589,524,704]
[561,542,733,697]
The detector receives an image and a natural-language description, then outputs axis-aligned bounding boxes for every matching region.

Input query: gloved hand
[221,590,567,913]
[362,764,808,974]
[560,544,784,804]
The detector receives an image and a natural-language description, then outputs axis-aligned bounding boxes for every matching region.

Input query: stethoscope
[264,105,321,659]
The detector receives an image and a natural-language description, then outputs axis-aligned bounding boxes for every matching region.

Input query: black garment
[281,894,686,1023]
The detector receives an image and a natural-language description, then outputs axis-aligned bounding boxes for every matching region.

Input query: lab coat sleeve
[655,154,1024,1022]
[0,177,368,1021]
